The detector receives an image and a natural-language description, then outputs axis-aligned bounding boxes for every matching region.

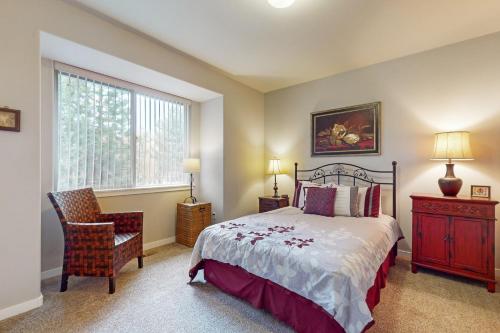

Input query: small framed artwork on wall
[0,107,20,132]
[311,102,380,156]
[471,185,491,199]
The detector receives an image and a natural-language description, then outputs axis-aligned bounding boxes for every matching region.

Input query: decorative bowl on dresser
[259,196,289,213]
[410,193,498,292]
[176,202,212,247]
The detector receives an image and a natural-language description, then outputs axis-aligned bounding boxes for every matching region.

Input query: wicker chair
[47,188,143,294]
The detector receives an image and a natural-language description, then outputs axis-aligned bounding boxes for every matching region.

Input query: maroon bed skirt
[189,243,398,333]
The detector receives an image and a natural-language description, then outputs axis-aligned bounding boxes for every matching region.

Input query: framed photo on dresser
[471,185,491,199]
[311,102,380,156]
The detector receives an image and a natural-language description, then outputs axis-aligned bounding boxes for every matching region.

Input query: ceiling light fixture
[268,0,295,9]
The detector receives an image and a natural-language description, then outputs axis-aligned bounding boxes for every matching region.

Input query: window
[55,64,190,191]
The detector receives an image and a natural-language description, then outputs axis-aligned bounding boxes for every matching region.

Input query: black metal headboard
[294,161,397,218]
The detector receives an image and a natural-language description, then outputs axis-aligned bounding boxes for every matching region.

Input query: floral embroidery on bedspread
[231,224,300,246]
[220,222,246,229]
[268,225,295,233]
[284,237,314,248]
[234,233,246,241]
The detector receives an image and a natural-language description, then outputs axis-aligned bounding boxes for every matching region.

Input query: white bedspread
[190,206,403,333]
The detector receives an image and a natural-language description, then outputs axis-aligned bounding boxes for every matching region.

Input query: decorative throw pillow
[292,181,303,207]
[303,187,337,217]
[293,181,324,209]
[329,184,359,217]
[358,184,381,217]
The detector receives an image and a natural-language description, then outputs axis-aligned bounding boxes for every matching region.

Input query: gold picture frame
[0,107,20,132]
[470,185,491,199]
[311,102,381,156]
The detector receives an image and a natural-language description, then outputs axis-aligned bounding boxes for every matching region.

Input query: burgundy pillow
[292,181,302,207]
[303,187,337,217]
[363,184,381,217]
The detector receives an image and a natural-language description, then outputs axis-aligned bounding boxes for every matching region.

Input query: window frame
[53,62,191,196]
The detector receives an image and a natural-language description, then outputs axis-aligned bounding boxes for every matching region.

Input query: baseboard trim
[143,236,176,251]
[41,237,177,280]
[397,249,500,279]
[0,294,43,321]
[41,267,62,280]
[397,249,412,260]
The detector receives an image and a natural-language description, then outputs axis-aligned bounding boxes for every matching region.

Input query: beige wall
[223,88,264,220]
[41,59,61,273]
[97,191,189,245]
[0,1,42,316]
[0,0,264,315]
[265,31,500,268]
[200,97,224,222]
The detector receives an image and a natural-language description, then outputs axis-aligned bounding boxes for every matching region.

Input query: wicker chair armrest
[65,222,115,251]
[97,212,143,233]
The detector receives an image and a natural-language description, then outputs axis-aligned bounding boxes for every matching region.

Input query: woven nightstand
[176,202,212,247]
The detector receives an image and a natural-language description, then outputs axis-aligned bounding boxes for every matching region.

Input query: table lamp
[431,131,473,196]
[268,157,283,198]
[183,158,200,203]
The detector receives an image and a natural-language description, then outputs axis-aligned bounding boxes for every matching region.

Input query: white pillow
[329,184,359,217]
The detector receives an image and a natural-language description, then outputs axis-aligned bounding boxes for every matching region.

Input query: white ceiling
[73,0,500,92]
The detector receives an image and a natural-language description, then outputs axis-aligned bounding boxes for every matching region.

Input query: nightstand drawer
[260,200,278,210]
[259,196,289,213]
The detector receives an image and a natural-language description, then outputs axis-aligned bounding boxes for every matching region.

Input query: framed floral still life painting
[0,107,20,132]
[311,102,380,156]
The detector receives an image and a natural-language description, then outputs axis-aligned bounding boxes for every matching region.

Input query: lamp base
[184,173,198,203]
[438,163,462,197]
[183,196,198,203]
[272,174,279,198]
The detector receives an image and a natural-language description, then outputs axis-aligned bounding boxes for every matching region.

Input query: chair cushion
[114,232,140,247]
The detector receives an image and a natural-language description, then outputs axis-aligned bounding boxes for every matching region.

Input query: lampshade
[182,158,200,173]
[267,158,282,175]
[431,131,473,161]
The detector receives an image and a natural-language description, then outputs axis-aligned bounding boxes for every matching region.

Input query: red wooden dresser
[410,194,498,292]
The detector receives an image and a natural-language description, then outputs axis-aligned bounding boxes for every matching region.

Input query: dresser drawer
[412,197,496,220]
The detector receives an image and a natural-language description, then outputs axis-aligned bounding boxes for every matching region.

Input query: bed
[189,162,403,333]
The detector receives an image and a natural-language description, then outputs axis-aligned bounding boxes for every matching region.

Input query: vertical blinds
[135,94,187,187]
[56,66,190,191]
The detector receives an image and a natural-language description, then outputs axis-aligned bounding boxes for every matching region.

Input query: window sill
[95,185,190,198]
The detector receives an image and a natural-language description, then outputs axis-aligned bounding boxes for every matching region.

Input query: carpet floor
[1,243,499,333]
